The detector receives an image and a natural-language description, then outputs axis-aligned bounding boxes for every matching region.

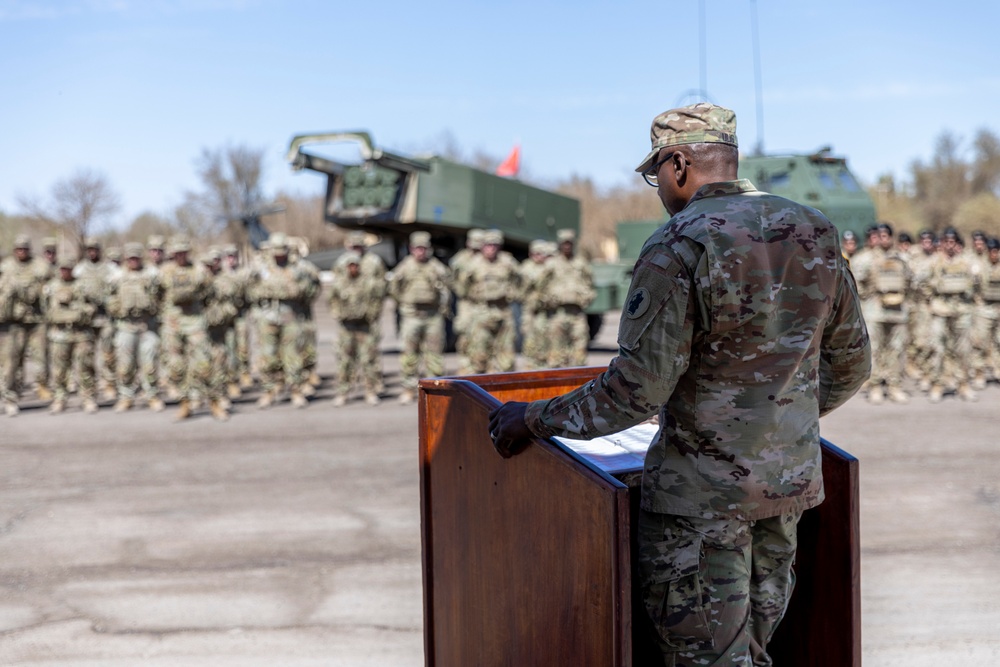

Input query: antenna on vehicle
[675,0,713,106]
[750,0,765,156]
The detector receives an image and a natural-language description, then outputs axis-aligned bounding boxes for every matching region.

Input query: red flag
[496,144,520,177]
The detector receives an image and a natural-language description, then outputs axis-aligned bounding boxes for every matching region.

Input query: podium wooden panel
[419,368,860,667]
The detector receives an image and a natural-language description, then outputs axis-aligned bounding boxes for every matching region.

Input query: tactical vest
[937,264,973,295]
[117,273,157,318]
[402,263,441,307]
[47,281,88,326]
[983,276,1000,303]
[5,261,44,323]
[874,255,907,307]
[470,259,513,304]
[337,280,372,321]
[164,266,201,305]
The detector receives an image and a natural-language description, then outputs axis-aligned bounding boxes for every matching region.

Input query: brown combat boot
[290,391,308,409]
[398,389,414,405]
[256,392,274,409]
[209,399,229,422]
[867,386,884,405]
[148,397,165,413]
[364,392,381,406]
[174,399,192,421]
[239,372,254,390]
[957,384,978,402]
[928,385,943,403]
[82,399,98,414]
[37,385,54,401]
[49,400,66,415]
[113,398,133,413]
[227,383,241,400]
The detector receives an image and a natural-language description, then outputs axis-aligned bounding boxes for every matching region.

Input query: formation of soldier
[0,226,597,417]
[845,223,1000,404]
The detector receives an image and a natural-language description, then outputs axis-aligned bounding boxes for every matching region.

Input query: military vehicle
[286,131,611,337]
[593,147,878,311]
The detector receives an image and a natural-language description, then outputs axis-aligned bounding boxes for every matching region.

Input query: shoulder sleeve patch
[617,253,687,353]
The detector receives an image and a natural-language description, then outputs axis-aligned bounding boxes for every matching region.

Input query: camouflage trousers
[334,319,381,397]
[545,307,589,368]
[257,318,307,394]
[969,305,999,376]
[464,305,515,374]
[453,299,472,374]
[520,310,549,370]
[49,327,96,402]
[301,314,318,377]
[224,315,251,383]
[1,322,39,403]
[95,319,116,389]
[929,310,973,388]
[206,325,230,398]
[637,509,801,667]
[399,310,445,391]
[907,304,934,380]
[30,323,50,388]
[867,319,908,389]
[114,319,160,400]
[162,315,214,401]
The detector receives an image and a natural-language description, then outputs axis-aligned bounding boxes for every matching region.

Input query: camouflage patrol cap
[338,250,362,267]
[147,235,165,250]
[556,228,576,243]
[409,231,432,248]
[106,246,122,261]
[529,239,548,254]
[42,237,57,250]
[545,241,558,256]
[345,231,367,248]
[222,244,238,256]
[842,230,856,241]
[58,255,77,270]
[482,229,504,245]
[199,249,222,265]
[269,232,289,253]
[467,229,486,250]
[123,242,144,260]
[169,236,191,254]
[84,236,101,249]
[635,103,738,173]
[13,234,31,249]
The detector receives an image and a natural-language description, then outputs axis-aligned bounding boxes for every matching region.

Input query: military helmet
[13,234,31,250]
[58,255,77,270]
[147,234,166,250]
[169,236,191,254]
[556,228,576,243]
[42,237,57,250]
[106,246,122,262]
[482,229,504,246]
[345,230,367,248]
[338,250,363,267]
[84,236,101,249]
[269,233,289,254]
[467,229,486,250]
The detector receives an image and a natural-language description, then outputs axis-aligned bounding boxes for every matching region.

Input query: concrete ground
[1,308,998,665]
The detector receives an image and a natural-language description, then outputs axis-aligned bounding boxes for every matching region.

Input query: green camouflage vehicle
[594,147,878,310]
[286,131,612,337]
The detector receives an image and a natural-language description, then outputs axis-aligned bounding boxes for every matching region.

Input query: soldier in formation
[519,239,555,369]
[43,255,99,414]
[455,229,521,374]
[107,243,164,413]
[328,250,386,406]
[389,231,451,405]
[73,238,117,399]
[0,235,50,416]
[534,228,595,368]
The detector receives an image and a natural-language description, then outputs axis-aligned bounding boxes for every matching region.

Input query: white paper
[554,423,659,474]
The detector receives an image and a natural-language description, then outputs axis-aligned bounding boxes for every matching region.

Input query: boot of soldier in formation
[209,399,229,422]
[957,383,978,402]
[174,399,192,421]
[290,390,308,409]
[886,386,910,404]
[148,397,165,412]
[36,384,53,401]
[227,383,242,400]
[868,386,884,405]
[114,398,133,413]
[398,389,414,405]
[49,399,65,415]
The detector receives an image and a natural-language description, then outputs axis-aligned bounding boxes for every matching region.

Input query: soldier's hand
[487,402,533,459]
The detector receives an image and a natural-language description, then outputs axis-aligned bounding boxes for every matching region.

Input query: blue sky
[2,0,998,228]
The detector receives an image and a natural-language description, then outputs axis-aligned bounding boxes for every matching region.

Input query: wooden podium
[419,368,860,667]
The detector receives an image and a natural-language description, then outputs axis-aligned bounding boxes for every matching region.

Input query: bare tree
[18,168,120,251]
[186,144,278,245]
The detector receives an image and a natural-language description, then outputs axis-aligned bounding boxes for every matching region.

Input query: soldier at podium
[489,103,871,667]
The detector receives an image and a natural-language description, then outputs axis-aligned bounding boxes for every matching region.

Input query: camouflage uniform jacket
[250,259,314,323]
[457,252,521,305]
[850,246,911,324]
[0,256,50,324]
[329,273,386,323]
[159,263,212,317]
[537,254,596,311]
[43,277,98,338]
[73,259,114,324]
[106,268,163,321]
[519,259,549,313]
[925,251,980,317]
[525,180,871,521]
[389,255,451,314]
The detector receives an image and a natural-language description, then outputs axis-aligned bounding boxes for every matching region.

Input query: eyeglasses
[642,152,676,187]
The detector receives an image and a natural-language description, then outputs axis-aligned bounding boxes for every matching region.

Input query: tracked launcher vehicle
[286,131,613,338]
